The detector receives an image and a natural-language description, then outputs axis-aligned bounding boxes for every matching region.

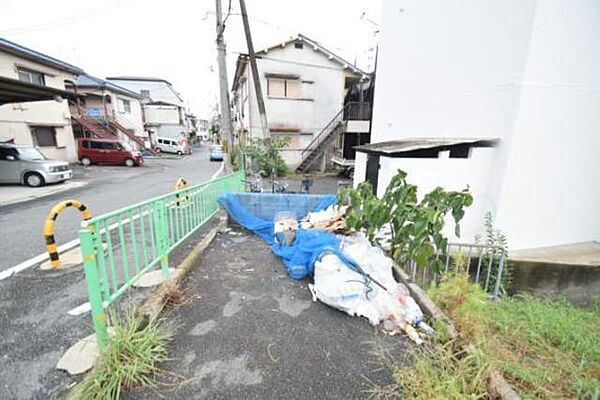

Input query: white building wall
[0,51,77,162]
[371,0,537,144]
[494,0,600,248]
[111,93,145,136]
[360,0,600,250]
[144,105,180,125]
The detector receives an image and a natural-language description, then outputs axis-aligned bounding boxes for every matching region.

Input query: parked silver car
[209,144,224,161]
[0,144,72,187]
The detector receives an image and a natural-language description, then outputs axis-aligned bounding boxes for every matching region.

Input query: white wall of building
[144,105,180,125]
[494,0,600,248]
[359,0,600,250]
[110,93,145,137]
[0,51,77,162]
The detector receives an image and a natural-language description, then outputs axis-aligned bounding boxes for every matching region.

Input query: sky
[0,0,381,119]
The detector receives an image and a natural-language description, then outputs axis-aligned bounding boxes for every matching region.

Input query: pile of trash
[309,233,433,344]
[300,204,347,232]
[218,192,432,344]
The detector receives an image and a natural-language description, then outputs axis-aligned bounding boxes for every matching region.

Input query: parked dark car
[77,138,143,166]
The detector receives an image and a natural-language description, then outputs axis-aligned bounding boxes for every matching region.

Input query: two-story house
[0,37,83,162]
[106,77,188,144]
[231,34,370,170]
[68,74,149,150]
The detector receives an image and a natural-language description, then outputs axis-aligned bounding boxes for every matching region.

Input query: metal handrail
[301,103,349,161]
[80,170,246,348]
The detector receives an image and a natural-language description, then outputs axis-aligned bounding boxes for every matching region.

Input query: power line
[232,52,369,73]
[0,2,125,35]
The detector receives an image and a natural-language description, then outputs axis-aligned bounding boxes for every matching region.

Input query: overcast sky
[0,0,380,118]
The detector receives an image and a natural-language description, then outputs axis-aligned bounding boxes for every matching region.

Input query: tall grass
[75,312,172,400]
[384,274,600,399]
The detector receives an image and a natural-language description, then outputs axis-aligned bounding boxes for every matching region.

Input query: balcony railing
[343,101,371,121]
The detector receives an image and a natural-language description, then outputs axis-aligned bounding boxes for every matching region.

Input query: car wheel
[81,157,92,166]
[177,150,183,156]
[125,159,135,167]
[24,172,45,187]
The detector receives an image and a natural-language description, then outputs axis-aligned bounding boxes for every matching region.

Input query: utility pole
[215,0,234,150]
[238,0,269,139]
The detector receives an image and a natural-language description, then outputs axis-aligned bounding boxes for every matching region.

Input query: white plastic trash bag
[308,233,432,344]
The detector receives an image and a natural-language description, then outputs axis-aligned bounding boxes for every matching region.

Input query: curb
[137,212,228,320]
[64,212,228,399]
[392,264,520,400]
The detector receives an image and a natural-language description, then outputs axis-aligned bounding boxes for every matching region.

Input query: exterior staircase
[296,106,348,172]
[71,113,115,139]
[107,119,149,151]
[69,101,155,154]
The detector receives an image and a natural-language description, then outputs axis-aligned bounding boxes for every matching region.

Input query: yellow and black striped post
[43,200,92,268]
[174,177,189,206]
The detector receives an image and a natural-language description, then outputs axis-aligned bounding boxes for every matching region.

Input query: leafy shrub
[243,136,289,177]
[339,169,473,271]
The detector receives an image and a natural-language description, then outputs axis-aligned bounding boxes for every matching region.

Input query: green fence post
[80,229,108,349]
[157,199,170,275]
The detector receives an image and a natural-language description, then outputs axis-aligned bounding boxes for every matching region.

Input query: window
[294,42,303,49]
[18,68,45,86]
[31,127,57,147]
[119,98,131,113]
[140,89,150,98]
[267,78,301,98]
[0,147,19,160]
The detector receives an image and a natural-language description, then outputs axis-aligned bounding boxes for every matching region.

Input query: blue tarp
[218,192,343,280]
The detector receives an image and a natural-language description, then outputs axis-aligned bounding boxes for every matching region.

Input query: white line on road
[0,238,80,281]
[210,161,225,181]
[1,160,227,282]
[67,302,91,316]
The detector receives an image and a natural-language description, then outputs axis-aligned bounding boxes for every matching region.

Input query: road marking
[67,302,91,316]
[0,238,80,281]
[210,161,225,181]
[1,162,226,282]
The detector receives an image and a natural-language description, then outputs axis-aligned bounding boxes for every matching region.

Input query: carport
[0,76,81,106]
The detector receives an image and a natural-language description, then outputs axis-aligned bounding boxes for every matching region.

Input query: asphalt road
[0,145,224,399]
[0,145,222,272]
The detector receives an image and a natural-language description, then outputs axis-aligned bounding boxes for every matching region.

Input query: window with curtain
[267,77,301,98]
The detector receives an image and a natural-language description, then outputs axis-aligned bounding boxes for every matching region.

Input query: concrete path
[139,225,409,399]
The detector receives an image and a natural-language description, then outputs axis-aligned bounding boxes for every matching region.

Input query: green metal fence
[79,170,245,348]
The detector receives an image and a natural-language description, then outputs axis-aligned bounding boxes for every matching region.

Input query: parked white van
[154,137,189,155]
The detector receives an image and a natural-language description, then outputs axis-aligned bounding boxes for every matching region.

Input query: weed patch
[75,312,172,400]
[383,274,600,398]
